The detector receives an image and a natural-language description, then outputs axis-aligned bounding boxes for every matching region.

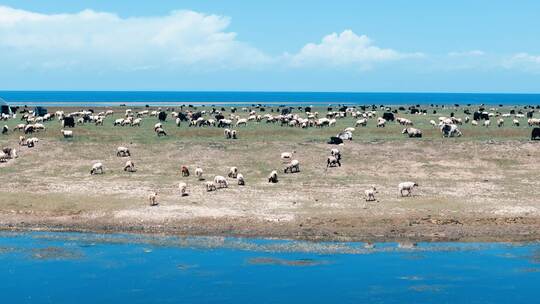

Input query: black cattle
[327,107,332,112]
[473,111,481,121]
[410,108,419,114]
[382,112,395,121]
[215,114,225,121]
[177,113,188,121]
[339,106,347,112]
[281,108,291,115]
[450,112,454,117]
[481,113,489,120]
[527,111,534,118]
[191,112,202,121]
[532,128,540,140]
[328,136,343,145]
[63,116,75,128]
[158,111,167,121]
[464,109,471,115]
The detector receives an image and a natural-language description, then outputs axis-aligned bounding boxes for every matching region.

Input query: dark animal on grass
[531,128,540,140]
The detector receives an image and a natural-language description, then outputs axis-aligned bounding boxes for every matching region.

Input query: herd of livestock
[2,104,540,205]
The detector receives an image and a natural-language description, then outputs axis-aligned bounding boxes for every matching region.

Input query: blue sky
[0,1,539,92]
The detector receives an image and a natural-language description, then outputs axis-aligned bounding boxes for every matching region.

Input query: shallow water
[0,232,539,303]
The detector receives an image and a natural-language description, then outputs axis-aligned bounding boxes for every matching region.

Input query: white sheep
[237,173,245,186]
[398,182,418,197]
[90,162,104,175]
[236,118,248,127]
[484,120,491,127]
[376,117,386,128]
[497,118,504,127]
[26,137,39,147]
[512,119,520,126]
[327,155,341,167]
[284,159,300,173]
[280,150,296,162]
[205,181,217,192]
[124,160,135,172]
[60,129,73,138]
[195,167,204,180]
[471,120,478,126]
[365,186,377,201]
[402,127,422,138]
[429,120,437,127]
[148,191,158,206]
[227,166,238,178]
[355,119,367,127]
[178,182,188,196]
[224,128,232,139]
[155,127,167,136]
[214,175,228,188]
[117,146,131,157]
[268,170,278,183]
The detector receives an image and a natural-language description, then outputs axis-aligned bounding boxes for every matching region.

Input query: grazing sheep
[376,117,386,128]
[236,118,248,127]
[131,118,142,127]
[155,127,167,136]
[60,129,73,138]
[365,186,377,202]
[284,159,300,173]
[268,170,278,183]
[227,166,238,178]
[90,162,104,175]
[237,173,245,185]
[281,151,296,162]
[116,146,131,157]
[148,192,158,206]
[26,137,39,147]
[429,120,437,127]
[1,147,18,159]
[398,182,418,197]
[224,128,232,139]
[195,167,204,180]
[231,129,237,139]
[175,117,181,126]
[497,118,504,127]
[402,127,422,138]
[471,120,478,126]
[327,155,341,167]
[440,124,462,137]
[330,148,341,160]
[513,119,520,127]
[124,160,136,172]
[214,175,228,188]
[484,120,491,127]
[178,182,188,196]
[19,136,26,146]
[181,165,190,177]
[154,123,163,131]
[2,125,7,134]
[205,181,217,192]
[355,119,367,127]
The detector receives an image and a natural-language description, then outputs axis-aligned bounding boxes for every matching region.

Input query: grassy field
[1,104,539,241]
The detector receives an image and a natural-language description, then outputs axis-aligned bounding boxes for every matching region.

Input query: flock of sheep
[2,103,539,206]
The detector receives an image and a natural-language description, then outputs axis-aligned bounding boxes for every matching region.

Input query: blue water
[1,91,540,106]
[1,232,539,303]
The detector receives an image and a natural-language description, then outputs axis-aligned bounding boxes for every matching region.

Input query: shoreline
[2,213,540,243]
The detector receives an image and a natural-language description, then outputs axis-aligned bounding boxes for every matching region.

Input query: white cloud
[502,53,540,72]
[286,30,423,69]
[0,6,271,71]
[448,50,485,57]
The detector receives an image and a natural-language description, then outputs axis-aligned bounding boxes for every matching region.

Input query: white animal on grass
[398,182,418,197]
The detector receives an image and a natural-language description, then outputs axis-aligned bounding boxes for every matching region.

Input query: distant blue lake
[1,232,538,303]
[1,91,540,106]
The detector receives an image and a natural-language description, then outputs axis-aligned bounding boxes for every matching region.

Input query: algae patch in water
[30,247,84,261]
[247,257,330,267]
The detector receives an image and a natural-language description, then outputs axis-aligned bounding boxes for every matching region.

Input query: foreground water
[1,232,539,303]
[1,91,540,106]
